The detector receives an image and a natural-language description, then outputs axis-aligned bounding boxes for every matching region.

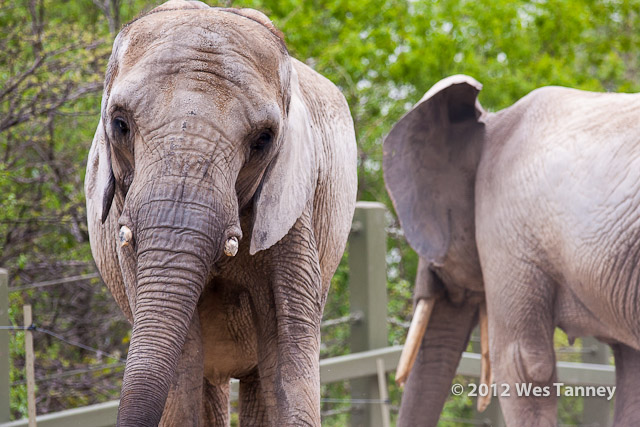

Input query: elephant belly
[555,280,640,350]
[198,288,258,383]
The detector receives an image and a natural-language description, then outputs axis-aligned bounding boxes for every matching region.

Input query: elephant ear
[383,75,485,264]
[85,118,116,224]
[90,31,130,224]
[86,118,115,223]
[250,65,316,254]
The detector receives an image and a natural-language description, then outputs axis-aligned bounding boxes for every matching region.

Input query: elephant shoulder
[502,85,600,126]
[509,86,576,111]
[487,86,579,148]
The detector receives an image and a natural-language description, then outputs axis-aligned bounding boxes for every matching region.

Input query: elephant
[383,74,640,426]
[84,1,357,425]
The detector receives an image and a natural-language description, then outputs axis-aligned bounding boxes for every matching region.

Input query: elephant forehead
[116,9,287,100]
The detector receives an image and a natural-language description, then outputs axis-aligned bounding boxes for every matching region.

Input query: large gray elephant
[85,1,357,425]
[384,74,640,426]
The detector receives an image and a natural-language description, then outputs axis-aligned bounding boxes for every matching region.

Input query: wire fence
[1,316,413,390]
[0,216,477,427]
[0,275,618,427]
[2,270,409,419]
[10,362,125,387]
[8,273,101,293]
[0,321,127,390]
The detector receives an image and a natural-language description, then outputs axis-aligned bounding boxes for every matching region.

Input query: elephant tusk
[396,297,435,386]
[224,236,239,257]
[477,302,493,412]
[119,226,133,247]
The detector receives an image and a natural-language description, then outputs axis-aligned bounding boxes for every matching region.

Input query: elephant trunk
[117,184,238,426]
[397,297,478,427]
[118,272,202,426]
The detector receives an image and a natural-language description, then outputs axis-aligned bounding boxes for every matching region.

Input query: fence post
[581,337,610,426]
[348,202,388,427]
[23,306,36,427]
[0,269,9,422]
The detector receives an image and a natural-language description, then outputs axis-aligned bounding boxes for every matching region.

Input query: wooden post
[23,305,36,427]
[348,202,388,427]
[0,269,9,422]
[375,358,391,427]
[581,337,610,426]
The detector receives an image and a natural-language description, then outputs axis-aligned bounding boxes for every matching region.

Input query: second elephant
[384,75,640,426]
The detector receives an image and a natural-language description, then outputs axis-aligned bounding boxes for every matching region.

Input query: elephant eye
[252,131,273,151]
[113,117,130,137]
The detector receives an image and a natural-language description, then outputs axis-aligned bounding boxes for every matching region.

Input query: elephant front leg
[253,246,323,426]
[159,313,205,426]
[202,379,230,427]
[159,313,229,427]
[485,261,558,426]
[238,370,270,426]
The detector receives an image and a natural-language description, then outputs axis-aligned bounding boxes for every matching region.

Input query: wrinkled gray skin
[384,75,640,426]
[85,1,357,426]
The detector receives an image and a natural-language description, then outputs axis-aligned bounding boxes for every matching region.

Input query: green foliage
[0,0,141,418]
[1,0,638,423]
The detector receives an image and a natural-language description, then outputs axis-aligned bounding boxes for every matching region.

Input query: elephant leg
[238,370,269,426]
[252,237,323,424]
[611,343,640,425]
[202,378,230,427]
[486,263,557,426]
[397,295,478,427]
[159,313,205,427]
[253,280,322,425]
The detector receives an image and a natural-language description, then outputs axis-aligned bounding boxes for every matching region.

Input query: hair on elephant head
[385,75,640,425]
[85,1,357,426]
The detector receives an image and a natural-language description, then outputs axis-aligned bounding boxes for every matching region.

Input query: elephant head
[86,2,319,425]
[383,75,489,425]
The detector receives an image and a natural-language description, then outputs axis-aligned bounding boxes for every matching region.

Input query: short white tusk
[224,236,239,257]
[477,302,493,412]
[396,297,435,386]
[119,226,133,248]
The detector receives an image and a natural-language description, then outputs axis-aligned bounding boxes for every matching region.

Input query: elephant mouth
[204,249,241,288]
[201,271,220,295]
[209,243,240,276]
